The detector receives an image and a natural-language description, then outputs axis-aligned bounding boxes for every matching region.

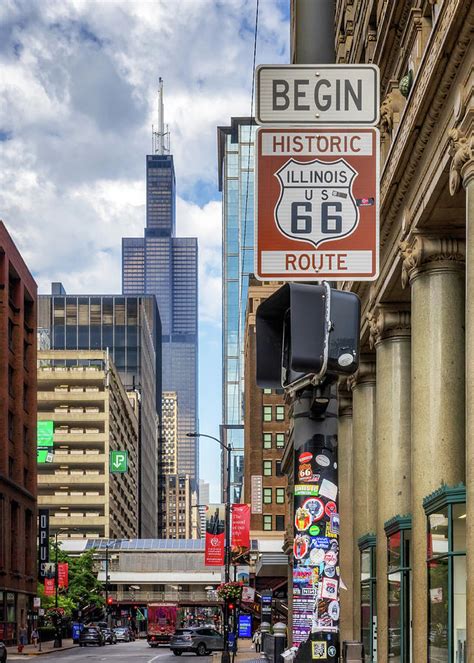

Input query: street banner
[205,504,225,566]
[38,509,49,580]
[231,504,250,551]
[255,126,379,282]
[236,565,250,585]
[58,563,68,588]
[241,586,256,603]
[44,578,55,596]
[37,420,54,463]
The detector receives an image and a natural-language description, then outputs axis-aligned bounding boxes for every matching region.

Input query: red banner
[231,504,250,551]
[44,578,55,596]
[205,504,225,566]
[58,563,68,588]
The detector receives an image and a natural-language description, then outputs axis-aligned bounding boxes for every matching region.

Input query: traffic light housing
[256,282,360,391]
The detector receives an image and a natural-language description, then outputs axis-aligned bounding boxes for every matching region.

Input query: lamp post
[187,431,232,662]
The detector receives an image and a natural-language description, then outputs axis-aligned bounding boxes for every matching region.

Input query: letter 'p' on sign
[254,127,379,282]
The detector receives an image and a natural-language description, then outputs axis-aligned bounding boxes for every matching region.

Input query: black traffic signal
[256,282,360,390]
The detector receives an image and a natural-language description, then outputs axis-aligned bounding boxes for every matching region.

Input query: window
[385,516,411,662]
[263,488,272,504]
[263,434,272,449]
[276,461,283,476]
[263,515,272,531]
[8,411,14,441]
[424,484,466,663]
[263,461,272,476]
[276,488,285,504]
[275,515,285,531]
[263,388,272,394]
[8,319,14,351]
[263,406,272,422]
[8,365,14,397]
[359,535,376,662]
[276,406,285,421]
[276,433,285,449]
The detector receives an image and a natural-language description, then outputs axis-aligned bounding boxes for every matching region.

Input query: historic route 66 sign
[255,127,379,281]
[275,159,358,248]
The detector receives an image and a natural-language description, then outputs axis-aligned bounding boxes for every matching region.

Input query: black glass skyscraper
[122,153,198,481]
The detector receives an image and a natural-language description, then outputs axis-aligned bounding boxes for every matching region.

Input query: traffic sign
[254,126,379,281]
[110,450,128,473]
[256,65,379,126]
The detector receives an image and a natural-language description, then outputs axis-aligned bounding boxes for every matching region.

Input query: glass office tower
[122,154,199,481]
[38,286,162,538]
[217,118,255,503]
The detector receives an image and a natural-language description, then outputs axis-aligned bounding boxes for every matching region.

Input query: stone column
[338,383,354,644]
[349,358,376,639]
[400,234,465,663]
[449,123,474,660]
[368,307,411,663]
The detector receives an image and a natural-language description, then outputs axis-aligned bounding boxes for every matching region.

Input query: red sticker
[299,452,313,464]
[325,501,337,517]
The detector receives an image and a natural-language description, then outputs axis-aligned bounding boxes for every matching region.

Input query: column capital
[367,306,411,349]
[399,234,465,288]
[448,127,474,194]
[347,356,376,391]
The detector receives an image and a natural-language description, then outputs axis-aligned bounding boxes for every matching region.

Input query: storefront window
[359,535,376,663]
[385,517,412,663]
[424,484,466,663]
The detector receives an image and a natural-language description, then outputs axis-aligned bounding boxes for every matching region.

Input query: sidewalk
[6,639,77,658]
[212,640,267,663]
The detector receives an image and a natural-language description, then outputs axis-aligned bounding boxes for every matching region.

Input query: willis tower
[122,79,198,480]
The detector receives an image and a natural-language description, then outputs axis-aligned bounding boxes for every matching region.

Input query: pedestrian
[18,624,28,653]
[31,628,39,648]
[252,628,262,653]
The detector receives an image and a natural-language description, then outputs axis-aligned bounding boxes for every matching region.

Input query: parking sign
[255,126,379,281]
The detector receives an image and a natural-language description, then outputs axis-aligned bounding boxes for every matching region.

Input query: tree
[38,543,105,619]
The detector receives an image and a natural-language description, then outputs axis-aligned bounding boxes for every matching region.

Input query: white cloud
[0,0,288,322]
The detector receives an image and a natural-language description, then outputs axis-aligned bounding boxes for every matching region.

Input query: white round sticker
[328,601,340,621]
[316,454,330,468]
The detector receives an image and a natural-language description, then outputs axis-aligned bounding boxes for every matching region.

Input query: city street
[8,642,212,663]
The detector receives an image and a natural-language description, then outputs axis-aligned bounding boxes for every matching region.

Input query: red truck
[147,602,178,647]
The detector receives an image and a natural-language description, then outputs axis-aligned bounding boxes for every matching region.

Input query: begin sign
[255,127,379,282]
[256,65,379,126]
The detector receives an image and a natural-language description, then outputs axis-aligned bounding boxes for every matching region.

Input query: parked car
[0,641,6,663]
[170,627,224,656]
[102,628,117,645]
[114,627,131,642]
[79,626,105,647]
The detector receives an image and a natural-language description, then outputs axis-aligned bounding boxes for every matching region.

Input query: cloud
[0,0,289,323]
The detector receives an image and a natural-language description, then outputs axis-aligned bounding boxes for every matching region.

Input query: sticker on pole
[255,126,379,281]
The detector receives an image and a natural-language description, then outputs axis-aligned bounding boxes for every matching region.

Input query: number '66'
[291,201,343,234]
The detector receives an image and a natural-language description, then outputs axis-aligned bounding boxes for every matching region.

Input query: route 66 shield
[275,158,359,249]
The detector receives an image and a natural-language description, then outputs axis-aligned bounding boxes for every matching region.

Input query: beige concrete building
[325,1,473,661]
[162,391,178,475]
[37,350,139,539]
[163,474,198,539]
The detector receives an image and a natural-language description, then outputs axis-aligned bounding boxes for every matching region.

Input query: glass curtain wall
[221,120,255,503]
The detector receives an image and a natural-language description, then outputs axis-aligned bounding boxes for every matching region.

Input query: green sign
[110,450,128,473]
[136,608,145,621]
[37,421,54,463]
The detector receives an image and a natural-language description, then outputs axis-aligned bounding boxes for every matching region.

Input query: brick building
[244,278,289,595]
[0,221,37,644]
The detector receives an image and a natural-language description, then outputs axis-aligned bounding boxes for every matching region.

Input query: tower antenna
[153,77,170,154]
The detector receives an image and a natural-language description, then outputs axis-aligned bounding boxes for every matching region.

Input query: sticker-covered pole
[292,385,340,662]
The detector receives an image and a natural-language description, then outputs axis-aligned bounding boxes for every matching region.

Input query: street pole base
[221,651,231,663]
[53,639,61,648]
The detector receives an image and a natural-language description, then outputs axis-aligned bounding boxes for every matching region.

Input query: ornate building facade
[333,0,473,661]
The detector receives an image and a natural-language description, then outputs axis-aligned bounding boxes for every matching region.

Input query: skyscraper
[217,117,256,502]
[122,81,198,481]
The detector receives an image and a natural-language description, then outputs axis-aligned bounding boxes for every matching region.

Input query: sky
[0,0,290,501]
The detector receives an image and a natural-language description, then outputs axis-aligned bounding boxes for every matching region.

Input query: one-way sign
[256,64,379,126]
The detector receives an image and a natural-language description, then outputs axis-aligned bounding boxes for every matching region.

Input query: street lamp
[186,431,232,663]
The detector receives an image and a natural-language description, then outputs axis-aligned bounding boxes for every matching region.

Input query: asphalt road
[7,641,213,663]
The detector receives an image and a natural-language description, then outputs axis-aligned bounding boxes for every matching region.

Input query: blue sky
[0,0,289,501]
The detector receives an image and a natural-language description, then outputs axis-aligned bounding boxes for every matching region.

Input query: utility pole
[291,0,335,65]
[256,284,360,662]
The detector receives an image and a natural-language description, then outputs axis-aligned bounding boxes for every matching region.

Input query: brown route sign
[254,126,379,282]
